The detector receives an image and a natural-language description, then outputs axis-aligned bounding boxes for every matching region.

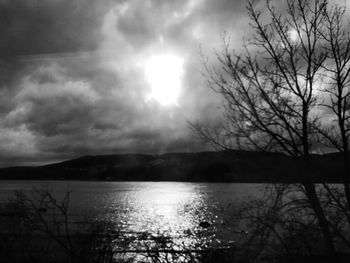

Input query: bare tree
[318,3,350,208]
[192,0,342,257]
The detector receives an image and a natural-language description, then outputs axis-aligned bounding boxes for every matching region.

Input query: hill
[0,151,347,182]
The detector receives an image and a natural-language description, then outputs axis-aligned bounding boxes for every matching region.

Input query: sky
[0,0,259,167]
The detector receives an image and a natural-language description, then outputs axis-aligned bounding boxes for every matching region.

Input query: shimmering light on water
[0,181,262,248]
[104,182,210,241]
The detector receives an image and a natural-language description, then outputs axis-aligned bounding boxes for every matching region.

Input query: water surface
[0,181,263,246]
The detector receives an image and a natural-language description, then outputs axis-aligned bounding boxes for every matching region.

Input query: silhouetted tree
[192,0,349,258]
[318,3,350,209]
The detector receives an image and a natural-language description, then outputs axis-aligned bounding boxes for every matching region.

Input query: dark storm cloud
[0,0,255,166]
[0,0,115,57]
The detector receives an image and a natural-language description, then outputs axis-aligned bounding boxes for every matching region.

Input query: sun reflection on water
[0,181,258,258]
[94,182,247,254]
[107,183,204,235]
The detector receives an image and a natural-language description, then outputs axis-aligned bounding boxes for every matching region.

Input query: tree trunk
[339,116,350,210]
[303,183,337,258]
[342,148,350,211]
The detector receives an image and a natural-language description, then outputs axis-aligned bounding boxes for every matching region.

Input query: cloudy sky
[0,0,255,167]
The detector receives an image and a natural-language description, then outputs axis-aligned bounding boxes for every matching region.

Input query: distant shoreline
[0,178,345,183]
[0,151,347,183]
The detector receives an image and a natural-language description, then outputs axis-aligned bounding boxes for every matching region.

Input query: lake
[0,181,264,248]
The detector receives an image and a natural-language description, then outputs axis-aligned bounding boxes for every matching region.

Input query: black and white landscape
[1,0,350,262]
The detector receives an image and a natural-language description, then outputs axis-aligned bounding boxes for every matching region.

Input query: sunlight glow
[289,29,299,43]
[144,54,184,105]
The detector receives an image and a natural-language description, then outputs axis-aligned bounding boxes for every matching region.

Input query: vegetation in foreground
[0,189,236,263]
[2,186,350,263]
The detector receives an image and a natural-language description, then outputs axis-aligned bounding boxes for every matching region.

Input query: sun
[144,54,184,105]
[289,28,299,43]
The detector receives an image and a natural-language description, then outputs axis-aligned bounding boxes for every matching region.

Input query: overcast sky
[0,0,260,167]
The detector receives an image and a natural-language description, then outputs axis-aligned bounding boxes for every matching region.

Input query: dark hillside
[0,151,347,182]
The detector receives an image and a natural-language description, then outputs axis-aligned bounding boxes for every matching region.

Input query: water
[0,181,263,248]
